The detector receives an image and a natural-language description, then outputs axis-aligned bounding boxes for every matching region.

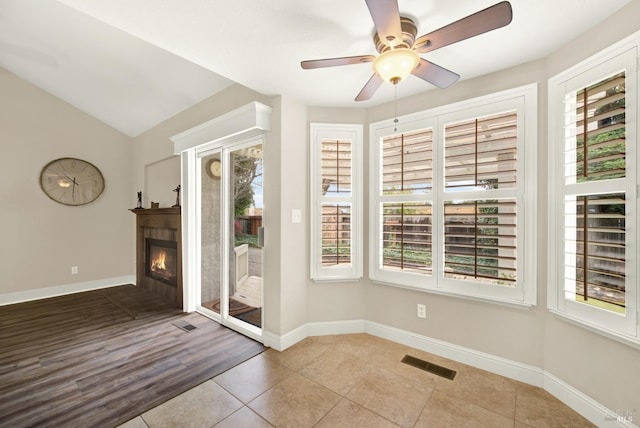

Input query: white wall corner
[262,320,367,352]
[262,324,309,352]
[0,276,135,306]
[307,320,366,337]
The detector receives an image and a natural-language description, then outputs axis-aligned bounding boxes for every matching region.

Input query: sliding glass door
[197,140,263,340]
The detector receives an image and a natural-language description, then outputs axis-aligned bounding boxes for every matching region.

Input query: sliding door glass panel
[200,153,222,315]
[227,143,263,329]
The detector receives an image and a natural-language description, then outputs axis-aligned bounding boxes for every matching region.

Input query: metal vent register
[401,355,457,380]
[173,320,197,332]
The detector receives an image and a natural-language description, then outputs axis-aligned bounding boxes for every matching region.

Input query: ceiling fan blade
[365,0,403,48]
[412,58,460,88]
[414,1,513,53]
[301,55,376,69]
[355,73,383,101]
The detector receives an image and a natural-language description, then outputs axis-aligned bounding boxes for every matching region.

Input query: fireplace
[131,207,182,307]
[145,238,178,286]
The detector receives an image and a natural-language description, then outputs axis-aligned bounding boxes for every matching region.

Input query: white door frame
[172,102,271,343]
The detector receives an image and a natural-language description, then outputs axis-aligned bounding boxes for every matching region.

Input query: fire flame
[151,251,166,271]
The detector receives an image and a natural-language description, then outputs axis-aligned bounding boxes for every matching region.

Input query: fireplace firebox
[131,207,182,308]
[145,238,178,287]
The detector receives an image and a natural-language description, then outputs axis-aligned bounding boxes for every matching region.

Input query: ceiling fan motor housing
[374,16,418,52]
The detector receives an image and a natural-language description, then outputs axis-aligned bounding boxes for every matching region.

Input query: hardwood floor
[0,285,265,428]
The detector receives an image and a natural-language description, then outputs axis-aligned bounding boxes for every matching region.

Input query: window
[370,85,537,306]
[310,123,363,281]
[548,41,638,344]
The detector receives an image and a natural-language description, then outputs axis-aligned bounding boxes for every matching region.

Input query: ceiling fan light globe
[373,48,419,84]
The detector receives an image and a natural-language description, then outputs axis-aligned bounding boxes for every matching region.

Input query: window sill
[549,309,640,350]
[371,278,535,311]
[312,276,363,284]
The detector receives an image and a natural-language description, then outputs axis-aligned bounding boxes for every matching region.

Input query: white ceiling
[0,0,633,137]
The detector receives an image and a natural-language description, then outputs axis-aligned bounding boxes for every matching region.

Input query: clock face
[40,157,105,206]
[208,159,221,179]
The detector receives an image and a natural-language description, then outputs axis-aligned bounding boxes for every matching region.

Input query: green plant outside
[322,246,351,255]
[576,105,626,181]
[383,248,432,265]
[235,234,259,248]
[575,295,625,314]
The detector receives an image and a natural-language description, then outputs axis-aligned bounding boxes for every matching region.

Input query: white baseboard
[544,372,638,428]
[263,320,366,351]
[272,319,541,382]
[262,324,308,351]
[269,319,636,428]
[0,275,135,306]
[364,320,544,386]
[307,319,366,337]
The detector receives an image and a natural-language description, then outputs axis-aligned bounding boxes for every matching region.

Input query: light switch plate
[291,209,302,223]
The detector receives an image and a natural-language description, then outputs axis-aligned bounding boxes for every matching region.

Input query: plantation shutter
[443,111,518,286]
[563,71,627,312]
[321,139,352,195]
[382,129,433,194]
[444,111,517,191]
[571,72,626,183]
[381,202,432,274]
[443,200,517,284]
[320,139,352,267]
[379,128,434,275]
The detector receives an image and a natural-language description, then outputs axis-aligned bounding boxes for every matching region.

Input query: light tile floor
[118,334,594,428]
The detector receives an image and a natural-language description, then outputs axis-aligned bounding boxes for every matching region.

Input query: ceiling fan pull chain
[394,84,399,132]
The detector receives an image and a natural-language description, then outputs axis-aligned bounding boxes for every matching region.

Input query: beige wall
[0,67,133,295]
[131,84,272,206]
[144,156,181,209]
[276,96,308,333]
[263,97,283,334]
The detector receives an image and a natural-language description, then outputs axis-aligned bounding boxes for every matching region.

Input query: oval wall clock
[206,159,221,179]
[39,157,105,206]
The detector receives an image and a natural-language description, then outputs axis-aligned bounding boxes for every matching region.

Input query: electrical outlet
[417,304,426,319]
[71,266,78,275]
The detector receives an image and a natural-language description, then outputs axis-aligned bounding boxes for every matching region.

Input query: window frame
[310,123,363,282]
[547,35,639,346]
[369,84,538,307]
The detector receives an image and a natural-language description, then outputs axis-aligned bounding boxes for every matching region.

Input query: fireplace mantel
[130,207,182,307]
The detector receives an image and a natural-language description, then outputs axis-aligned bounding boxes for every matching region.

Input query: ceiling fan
[300,0,513,101]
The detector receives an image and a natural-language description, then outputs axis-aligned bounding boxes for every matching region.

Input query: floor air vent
[401,355,457,380]
[173,320,197,332]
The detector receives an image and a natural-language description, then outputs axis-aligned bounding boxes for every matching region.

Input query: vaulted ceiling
[0,0,632,136]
